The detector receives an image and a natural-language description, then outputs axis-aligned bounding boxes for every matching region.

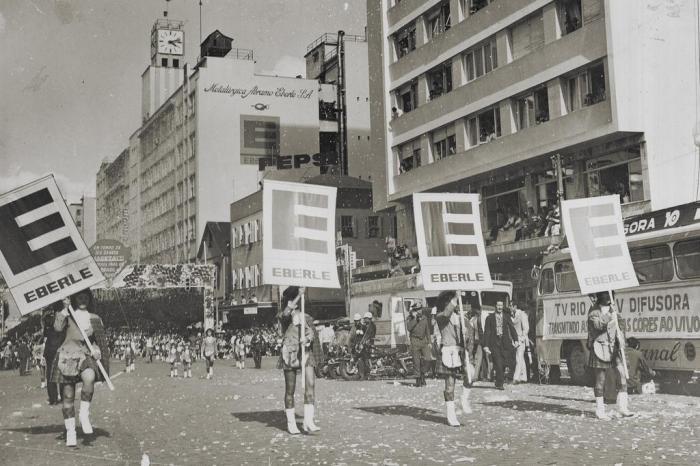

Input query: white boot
[445,401,460,427]
[65,418,77,446]
[285,408,300,435]
[460,388,472,415]
[79,401,93,434]
[303,404,320,432]
[595,397,611,420]
[616,392,634,417]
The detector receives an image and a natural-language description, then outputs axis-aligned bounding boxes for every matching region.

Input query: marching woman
[50,291,109,447]
[276,286,321,435]
[434,290,475,427]
[588,291,633,420]
[202,329,217,379]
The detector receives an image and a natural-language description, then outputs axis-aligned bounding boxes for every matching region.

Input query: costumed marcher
[276,286,321,435]
[434,291,475,427]
[406,303,431,387]
[236,337,246,369]
[182,344,193,378]
[50,291,109,447]
[202,329,217,379]
[251,332,264,369]
[483,301,517,390]
[511,304,530,384]
[43,302,66,405]
[32,336,46,388]
[587,292,634,419]
[124,338,136,373]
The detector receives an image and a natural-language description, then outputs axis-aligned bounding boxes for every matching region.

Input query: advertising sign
[240,115,279,165]
[0,176,105,315]
[542,283,700,340]
[412,193,492,291]
[262,180,340,288]
[89,239,131,280]
[561,195,639,294]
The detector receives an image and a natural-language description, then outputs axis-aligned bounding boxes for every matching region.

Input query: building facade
[367,0,699,303]
[68,196,97,248]
[96,149,130,245]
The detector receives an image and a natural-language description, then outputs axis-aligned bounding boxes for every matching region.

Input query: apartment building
[367,0,699,302]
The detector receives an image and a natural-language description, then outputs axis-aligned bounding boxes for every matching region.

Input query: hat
[353,313,362,321]
[409,302,421,311]
[363,311,373,319]
[431,307,437,315]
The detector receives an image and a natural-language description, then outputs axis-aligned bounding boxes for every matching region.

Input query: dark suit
[483,312,517,388]
[42,312,64,404]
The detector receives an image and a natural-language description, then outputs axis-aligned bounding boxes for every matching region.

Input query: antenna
[199,1,203,45]
[164,0,169,17]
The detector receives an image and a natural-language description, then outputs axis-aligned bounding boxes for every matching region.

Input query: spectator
[625,338,656,394]
[319,323,335,357]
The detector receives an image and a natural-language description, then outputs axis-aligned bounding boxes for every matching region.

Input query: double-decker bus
[535,202,700,385]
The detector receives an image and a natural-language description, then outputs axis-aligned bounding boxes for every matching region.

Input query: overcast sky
[0,0,366,203]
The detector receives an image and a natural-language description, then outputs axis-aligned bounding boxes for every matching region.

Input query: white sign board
[412,193,492,291]
[0,176,105,315]
[243,306,258,315]
[262,180,340,289]
[561,196,639,294]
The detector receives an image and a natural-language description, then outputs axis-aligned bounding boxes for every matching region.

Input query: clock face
[157,29,184,55]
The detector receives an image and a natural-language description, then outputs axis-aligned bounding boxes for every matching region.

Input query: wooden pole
[609,290,629,380]
[300,288,306,392]
[67,305,114,391]
[456,292,471,385]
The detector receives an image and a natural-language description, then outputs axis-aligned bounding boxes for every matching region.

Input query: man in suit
[510,304,530,383]
[483,301,517,390]
[406,303,431,387]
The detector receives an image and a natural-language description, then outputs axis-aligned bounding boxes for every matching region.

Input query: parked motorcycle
[316,344,346,379]
[339,345,414,381]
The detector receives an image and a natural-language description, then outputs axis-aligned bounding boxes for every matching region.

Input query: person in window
[388,257,405,278]
[391,106,402,120]
[615,181,630,204]
[544,205,561,236]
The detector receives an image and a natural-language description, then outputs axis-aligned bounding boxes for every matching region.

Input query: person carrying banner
[407,303,431,387]
[483,301,517,390]
[276,286,321,434]
[587,291,634,420]
[201,329,217,379]
[434,291,475,427]
[50,291,109,447]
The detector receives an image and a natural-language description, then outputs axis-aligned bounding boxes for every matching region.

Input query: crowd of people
[488,204,562,245]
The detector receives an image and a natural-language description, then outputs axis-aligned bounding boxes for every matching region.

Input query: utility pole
[550,153,565,236]
[336,30,348,176]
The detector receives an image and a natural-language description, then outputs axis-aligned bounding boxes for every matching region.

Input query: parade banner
[561,195,639,294]
[0,176,105,315]
[412,193,492,291]
[111,264,215,289]
[542,283,700,340]
[90,239,131,281]
[262,180,340,288]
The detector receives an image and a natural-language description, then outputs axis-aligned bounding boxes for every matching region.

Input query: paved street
[1,358,699,466]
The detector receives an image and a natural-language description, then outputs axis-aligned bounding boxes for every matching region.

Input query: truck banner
[542,283,700,340]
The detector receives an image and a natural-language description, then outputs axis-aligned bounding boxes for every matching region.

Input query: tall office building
[367,0,699,301]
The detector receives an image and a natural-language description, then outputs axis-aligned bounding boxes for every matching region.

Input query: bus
[350,273,513,347]
[535,201,700,385]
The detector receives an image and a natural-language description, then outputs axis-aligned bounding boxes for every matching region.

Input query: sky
[0,0,367,203]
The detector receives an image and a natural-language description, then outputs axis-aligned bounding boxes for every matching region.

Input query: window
[395,80,418,113]
[467,106,501,147]
[559,0,582,34]
[539,268,555,294]
[515,87,549,130]
[566,62,606,111]
[431,125,457,161]
[367,216,381,238]
[394,22,416,59]
[398,138,421,173]
[427,1,451,40]
[586,145,644,204]
[674,239,700,279]
[630,245,673,283]
[161,58,168,67]
[464,38,497,82]
[173,59,180,68]
[555,261,580,292]
[427,61,452,100]
[510,11,544,61]
[341,216,354,238]
[465,0,495,15]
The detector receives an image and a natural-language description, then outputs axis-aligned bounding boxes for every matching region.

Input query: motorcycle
[339,345,414,381]
[315,344,346,379]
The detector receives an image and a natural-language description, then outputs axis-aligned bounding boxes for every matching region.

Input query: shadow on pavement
[2,425,111,442]
[231,410,287,432]
[480,400,596,418]
[355,405,444,425]
[540,395,593,403]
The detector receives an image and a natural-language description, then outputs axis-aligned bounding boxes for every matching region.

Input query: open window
[427,60,453,100]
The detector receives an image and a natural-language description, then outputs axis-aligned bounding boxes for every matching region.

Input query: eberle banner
[561,195,639,294]
[412,193,492,291]
[542,284,700,341]
[0,176,105,315]
[262,180,340,289]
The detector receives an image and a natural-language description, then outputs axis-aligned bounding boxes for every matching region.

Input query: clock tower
[141,18,185,121]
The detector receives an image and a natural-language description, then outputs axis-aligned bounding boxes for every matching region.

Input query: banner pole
[609,290,629,381]
[300,288,306,393]
[67,305,114,391]
[456,292,471,385]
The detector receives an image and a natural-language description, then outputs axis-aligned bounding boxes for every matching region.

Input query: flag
[413,193,492,291]
[0,175,105,315]
[262,180,340,288]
